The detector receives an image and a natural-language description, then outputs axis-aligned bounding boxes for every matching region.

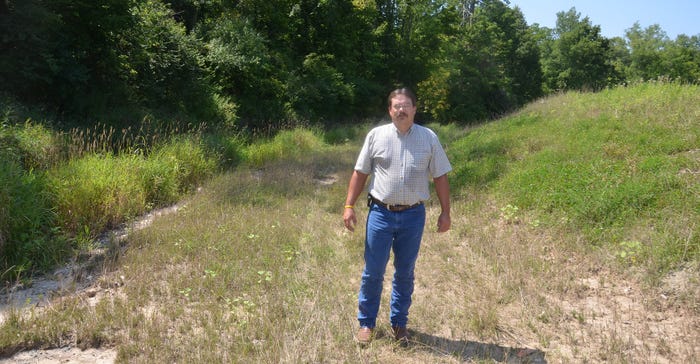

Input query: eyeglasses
[392,103,414,111]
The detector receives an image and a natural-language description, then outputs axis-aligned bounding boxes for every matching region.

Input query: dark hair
[387,88,417,107]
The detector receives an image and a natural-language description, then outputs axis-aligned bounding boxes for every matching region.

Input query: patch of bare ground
[536,247,696,361]
[544,265,699,362]
[528,243,697,361]
[0,203,184,363]
[0,348,116,364]
[414,199,699,363]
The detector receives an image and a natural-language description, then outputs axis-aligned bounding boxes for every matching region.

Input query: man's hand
[433,174,451,233]
[343,208,357,231]
[437,211,451,233]
[343,171,368,232]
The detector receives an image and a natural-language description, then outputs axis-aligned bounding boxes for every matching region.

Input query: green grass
[48,134,220,240]
[0,82,698,363]
[450,83,699,271]
[243,127,327,167]
[0,158,67,275]
[0,120,224,278]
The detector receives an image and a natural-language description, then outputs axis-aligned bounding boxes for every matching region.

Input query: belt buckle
[388,204,405,212]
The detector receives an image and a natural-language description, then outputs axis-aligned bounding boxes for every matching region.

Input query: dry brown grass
[1,113,698,362]
[2,146,698,363]
[69,162,699,362]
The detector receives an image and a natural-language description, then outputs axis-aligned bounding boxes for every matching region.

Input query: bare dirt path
[0,204,183,364]
[0,348,116,364]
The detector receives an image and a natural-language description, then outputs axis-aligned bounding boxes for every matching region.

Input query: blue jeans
[358,203,426,328]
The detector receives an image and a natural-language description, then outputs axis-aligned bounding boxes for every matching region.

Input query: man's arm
[343,170,369,231]
[433,174,451,233]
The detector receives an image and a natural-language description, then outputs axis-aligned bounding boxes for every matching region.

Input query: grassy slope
[1,83,698,362]
[450,82,698,270]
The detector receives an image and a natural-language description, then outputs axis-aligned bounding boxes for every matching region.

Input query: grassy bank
[0,118,227,278]
[0,82,698,362]
[450,81,698,276]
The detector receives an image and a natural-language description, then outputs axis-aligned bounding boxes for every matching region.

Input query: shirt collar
[391,122,414,135]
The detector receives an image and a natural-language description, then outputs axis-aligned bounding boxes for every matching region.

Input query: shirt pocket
[372,143,393,170]
[407,145,431,172]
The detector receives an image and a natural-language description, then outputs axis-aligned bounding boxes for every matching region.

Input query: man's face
[388,94,416,123]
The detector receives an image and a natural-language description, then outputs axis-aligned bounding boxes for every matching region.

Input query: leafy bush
[200,16,285,126]
[286,53,355,124]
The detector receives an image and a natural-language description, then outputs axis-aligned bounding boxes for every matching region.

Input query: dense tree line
[1,0,699,129]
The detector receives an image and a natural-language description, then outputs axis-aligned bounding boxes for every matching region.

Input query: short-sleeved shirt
[354,122,452,205]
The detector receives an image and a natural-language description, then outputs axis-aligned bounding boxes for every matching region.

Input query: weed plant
[49,153,150,241]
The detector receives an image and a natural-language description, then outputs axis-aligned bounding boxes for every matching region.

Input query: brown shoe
[357,327,373,345]
[392,326,409,345]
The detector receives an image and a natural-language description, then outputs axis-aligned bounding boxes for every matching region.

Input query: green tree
[165,0,226,32]
[664,34,700,83]
[200,15,286,126]
[285,0,384,120]
[126,0,216,119]
[0,0,63,103]
[286,53,355,123]
[419,0,540,123]
[1,0,221,122]
[368,0,460,89]
[542,7,618,91]
[232,0,294,52]
[608,35,631,83]
[484,1,542,104]
[0,0,136,113]
[454,0,510,25]
[625,23,669,81]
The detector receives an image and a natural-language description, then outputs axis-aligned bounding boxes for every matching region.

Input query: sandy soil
[0,204,182,364]
[0,347,116,364]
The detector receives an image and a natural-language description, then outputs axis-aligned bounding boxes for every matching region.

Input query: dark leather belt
[369,195,422,212]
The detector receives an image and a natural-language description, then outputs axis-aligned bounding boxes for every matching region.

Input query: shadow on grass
[410,330,547,363]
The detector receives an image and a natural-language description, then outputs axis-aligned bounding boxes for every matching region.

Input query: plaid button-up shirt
[355,122,452,206]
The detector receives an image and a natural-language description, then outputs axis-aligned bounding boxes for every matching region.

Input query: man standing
[343,88,452,345]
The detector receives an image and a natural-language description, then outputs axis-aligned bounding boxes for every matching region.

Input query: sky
[509,0,700,39]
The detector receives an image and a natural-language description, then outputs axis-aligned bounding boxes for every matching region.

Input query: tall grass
[50,134,219,241]
[60,119,209,160]
[0,158,66,276]
[243,128,326,167]
[50,153,149,241]
[0,117,224,278]
[0,121,69,277]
